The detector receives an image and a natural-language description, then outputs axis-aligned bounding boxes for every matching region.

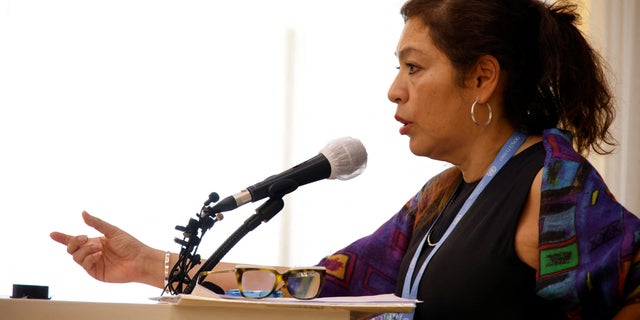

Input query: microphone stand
[164,193,223,295]
[183,180,298,294]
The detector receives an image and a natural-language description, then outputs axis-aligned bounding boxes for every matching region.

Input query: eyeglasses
[198,265,326,300]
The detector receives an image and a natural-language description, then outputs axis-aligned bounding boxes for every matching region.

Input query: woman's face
[388,17,477,161]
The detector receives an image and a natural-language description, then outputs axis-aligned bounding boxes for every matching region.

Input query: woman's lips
[395,115,412,135]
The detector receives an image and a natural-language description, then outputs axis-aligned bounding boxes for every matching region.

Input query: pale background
[1,0,637,303]
[0,0,448,302]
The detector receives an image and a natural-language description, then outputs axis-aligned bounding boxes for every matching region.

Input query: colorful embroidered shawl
[317,128,640,319]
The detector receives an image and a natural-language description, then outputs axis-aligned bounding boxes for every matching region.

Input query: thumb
[82,211,121,238]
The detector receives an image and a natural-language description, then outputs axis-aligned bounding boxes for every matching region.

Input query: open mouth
[395,115,411,135]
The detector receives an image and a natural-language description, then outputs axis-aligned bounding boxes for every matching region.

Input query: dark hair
[413,167,462,230]
[400,0,615,154]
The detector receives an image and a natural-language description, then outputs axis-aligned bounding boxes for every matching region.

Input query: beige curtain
[588,0,640,215]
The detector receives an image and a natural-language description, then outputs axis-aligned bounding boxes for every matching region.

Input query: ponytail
[534,1,616,154]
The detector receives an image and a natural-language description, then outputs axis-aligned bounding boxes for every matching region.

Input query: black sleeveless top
[395,143,567,319]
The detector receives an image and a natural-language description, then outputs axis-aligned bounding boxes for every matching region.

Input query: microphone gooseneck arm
[184,196,286,294]
[184,180,296,294]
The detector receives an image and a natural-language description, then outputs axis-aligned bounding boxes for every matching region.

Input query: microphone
[205,136,367,215]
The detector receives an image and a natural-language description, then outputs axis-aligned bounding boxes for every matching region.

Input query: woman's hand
[50,211,164,288]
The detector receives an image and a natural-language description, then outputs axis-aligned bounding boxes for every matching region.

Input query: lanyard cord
[400,131,527,316]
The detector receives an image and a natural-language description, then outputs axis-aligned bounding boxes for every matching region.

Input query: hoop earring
[470,99,493,126]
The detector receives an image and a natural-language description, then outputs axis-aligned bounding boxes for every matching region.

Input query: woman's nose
[387,75,406,104]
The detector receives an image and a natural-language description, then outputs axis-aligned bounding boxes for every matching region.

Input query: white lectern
[1,293,416,320]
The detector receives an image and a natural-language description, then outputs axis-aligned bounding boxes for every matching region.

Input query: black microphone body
[207,154,330,214]
[248,153,330,201]
[205,137,366,215]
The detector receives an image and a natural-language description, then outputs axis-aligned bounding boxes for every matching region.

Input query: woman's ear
[470,55,501,103]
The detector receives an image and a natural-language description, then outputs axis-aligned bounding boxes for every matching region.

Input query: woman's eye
[395,63,418,74]
[406,63,418,74]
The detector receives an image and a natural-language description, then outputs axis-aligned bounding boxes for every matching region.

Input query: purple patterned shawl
[316,128,640,319]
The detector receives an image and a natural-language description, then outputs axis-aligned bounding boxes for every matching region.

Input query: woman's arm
[50,211,242,292]
[613,303,640,319]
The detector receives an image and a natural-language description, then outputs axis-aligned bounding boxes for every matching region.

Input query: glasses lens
[286,270,323,299]
[241,270,276,298]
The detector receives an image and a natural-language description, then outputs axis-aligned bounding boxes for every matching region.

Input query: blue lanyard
[399,131,527,319]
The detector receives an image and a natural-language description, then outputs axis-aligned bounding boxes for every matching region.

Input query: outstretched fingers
[82,211,121,237]
[49,231,74,246]
[50,232,91,254]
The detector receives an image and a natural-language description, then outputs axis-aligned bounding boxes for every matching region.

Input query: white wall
[0,0,448,302]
